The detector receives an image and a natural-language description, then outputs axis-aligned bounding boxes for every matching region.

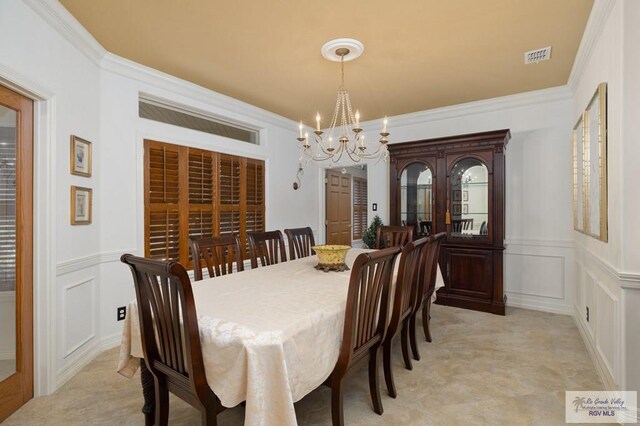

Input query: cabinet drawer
[444,248,493,299]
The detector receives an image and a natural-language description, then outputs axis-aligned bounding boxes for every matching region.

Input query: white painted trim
[363,86,572,131]
[0,63,58,396]
[506,294,573,315]
[22,0,106,66]
[54,338,100,390]
[567,0,618,91]
[578,245,640,289]
[56,249,134,276]
[62,278,96,358]
[100,332,123,352]
[573,312,617,391]
[504,238,574,249]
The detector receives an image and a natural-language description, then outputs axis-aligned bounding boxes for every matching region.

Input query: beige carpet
[4,305,604,425]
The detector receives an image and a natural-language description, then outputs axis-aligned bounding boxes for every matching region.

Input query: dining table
[117,248,445,426]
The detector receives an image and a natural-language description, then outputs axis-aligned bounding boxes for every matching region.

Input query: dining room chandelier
[296,39,390,165]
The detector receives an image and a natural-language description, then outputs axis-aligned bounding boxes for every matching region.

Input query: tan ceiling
[60,0,593,123]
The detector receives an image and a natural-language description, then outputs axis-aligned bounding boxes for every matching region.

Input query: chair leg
[202,409,218,426]
[154,377,169,426]
[330,379,344,426]
[408,312,420,361]
[400,323,413,371]
[383,338,397,398]
[368,347,384,415]
[422,300,433,343]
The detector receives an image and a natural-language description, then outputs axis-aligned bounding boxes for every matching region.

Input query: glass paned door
[0,84,33,422]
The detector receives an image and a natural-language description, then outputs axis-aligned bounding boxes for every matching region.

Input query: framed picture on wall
[70,135,92,177]
[453,190,462,202]
[453,204,462,215]
[463,190,469,201]
[71,186,92,225]
[463,204,469,214]
[572,113,585,233]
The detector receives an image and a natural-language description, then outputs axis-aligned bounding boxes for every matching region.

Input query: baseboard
[100,332,123,352]
[506,293,573,315]
[54,332,124,391]
[573,308,617,391]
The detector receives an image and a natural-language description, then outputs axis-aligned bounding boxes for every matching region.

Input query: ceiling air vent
[524,47,552,64]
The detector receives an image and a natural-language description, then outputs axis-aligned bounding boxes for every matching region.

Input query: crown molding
[101,53,298,132]
[22,0,106,66]
[369,86,572,130]
[567,0,617,91]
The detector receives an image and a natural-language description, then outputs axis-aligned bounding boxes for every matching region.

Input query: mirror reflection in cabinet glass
[400,163,433,236]
[450,158,488,237]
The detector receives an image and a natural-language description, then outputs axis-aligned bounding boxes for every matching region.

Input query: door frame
[317,165,369,246]
[0,68,57,397]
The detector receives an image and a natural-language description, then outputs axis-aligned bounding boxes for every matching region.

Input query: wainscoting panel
[63,278,96,358]
[595,283,618,382]
[504,239,573,314]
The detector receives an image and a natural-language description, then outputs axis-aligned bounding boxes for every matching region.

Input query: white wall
[569,0,640,392]
[363,87,575,314]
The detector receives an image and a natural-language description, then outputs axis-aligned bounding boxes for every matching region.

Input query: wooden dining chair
[325,247,401,426]
[247,230,287,269]
[120,254,225,426]
[189,234,244,281]
[382,237,429,398]
[375,225,413,249]
[409,232,446,360]
[284,227,316,260]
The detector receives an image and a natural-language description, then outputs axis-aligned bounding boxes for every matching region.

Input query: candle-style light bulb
[355,110,360,128]
[360,134,365,147]
[329,137,333,149]
[316,113,321,131]
[382,116,388,133]
[298,122,303,138]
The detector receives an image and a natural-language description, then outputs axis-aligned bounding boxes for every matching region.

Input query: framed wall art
[70,135,92,177]
[573,82,607,242]
[71,186,92,225]
[585,82,608,241]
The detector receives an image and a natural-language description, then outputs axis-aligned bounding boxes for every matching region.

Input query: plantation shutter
[245,159,265,253]
[187,148,215,265]
[145,140,265,267]
[352,177,367,240]
[218,154,242,240]
[146,142,181,261]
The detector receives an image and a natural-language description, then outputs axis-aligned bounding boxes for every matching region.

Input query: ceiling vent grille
[524,47,552,64]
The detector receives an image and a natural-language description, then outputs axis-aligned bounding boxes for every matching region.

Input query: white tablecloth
[117,248,444,426]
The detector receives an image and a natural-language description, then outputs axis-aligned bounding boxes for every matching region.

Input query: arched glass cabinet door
[400,163,433,236]
[450,158,489,237]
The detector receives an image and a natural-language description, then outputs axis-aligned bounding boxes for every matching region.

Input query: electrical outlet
[372,203,377,211]
[586,306,589,322]
[117,306,126,321]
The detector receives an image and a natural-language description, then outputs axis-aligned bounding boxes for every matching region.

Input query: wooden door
[0,84,33,422]
[326,170,352,245]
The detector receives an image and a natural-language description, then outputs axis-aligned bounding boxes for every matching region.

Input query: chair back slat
[284,227,316,260]
[414,232,446,312]
[247,230,287,268]
[375,225,413,249]
[189,234,244,281]
[338,247,400,365]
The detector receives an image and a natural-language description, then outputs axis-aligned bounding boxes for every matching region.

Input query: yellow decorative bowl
[312,245,351,272]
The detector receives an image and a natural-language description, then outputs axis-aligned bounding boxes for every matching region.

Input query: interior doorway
[325,166,367,246]
[0,84,34,422]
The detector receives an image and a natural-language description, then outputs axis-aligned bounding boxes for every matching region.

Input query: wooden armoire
[388,129,510,315]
